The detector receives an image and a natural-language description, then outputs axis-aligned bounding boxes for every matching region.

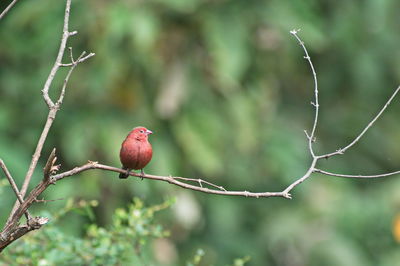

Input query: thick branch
[0,176,52,250]
[6,109,58,225]
[0,217,48,252]
[52,162,290,199]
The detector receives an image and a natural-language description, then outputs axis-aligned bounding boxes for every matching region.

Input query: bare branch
[6,109,57,225]
[55,58,77,107]
[68,47,75,64]
[172,176,227,191]
[287,29,400,195]
[314,168,400,179]
[282,158,317,197]
[7,0,94,224]
[290,29,319,157]
[1,173,56,249]
[41,0,72,108]
[318,85,400,159]
[22,0,72,197]
[18,0,94,204]
[0,159,32,220]
[0,0,19,20]
[51,162,290,199]
[0,217,48,252]
[59,52,95,67]
[55,51,94,106]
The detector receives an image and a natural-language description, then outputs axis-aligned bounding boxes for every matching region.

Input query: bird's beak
[146,129,153,135]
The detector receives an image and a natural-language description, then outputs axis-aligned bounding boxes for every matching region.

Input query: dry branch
[1,0,94,250]
[7,0,95,223]
[317,85,400,159]
[0,160,31,220]
[314,169,400,179]
[52,162,289,198]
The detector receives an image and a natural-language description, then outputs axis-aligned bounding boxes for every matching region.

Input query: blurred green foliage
[1,198,172,265]
[1,0,400,265]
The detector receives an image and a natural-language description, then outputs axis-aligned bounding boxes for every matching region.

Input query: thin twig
[55,52,82,107]
[0,0,19,20]
[172,176,227,191]
[41,0,72,109]
[314,168,400,179]
[276,29,321,197]
[68,47,75,64]
[59,52,95,67]
[318,85,400,159]
[285,29,400,196]
[34,198,65,203]
[0,160,31,220]
[290,29,319,157]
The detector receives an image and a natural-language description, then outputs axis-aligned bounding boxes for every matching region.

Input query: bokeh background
[1,0,400,265]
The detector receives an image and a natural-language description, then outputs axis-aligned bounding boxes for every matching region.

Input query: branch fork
[1,0,94,252]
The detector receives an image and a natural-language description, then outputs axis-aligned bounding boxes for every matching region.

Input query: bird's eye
[140,130,144,133]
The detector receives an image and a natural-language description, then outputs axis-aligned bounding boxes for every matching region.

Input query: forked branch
[1,0,94,251]
[7,0,95,222]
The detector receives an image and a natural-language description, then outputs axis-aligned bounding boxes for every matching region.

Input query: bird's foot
[119,168,131,179]
[140,169,145,180]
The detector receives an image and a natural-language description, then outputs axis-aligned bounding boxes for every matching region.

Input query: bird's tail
[119,167,129,179]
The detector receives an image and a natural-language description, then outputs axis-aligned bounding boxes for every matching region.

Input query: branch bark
[52,162,290,198]
[0,159,31,220]
[7,0,94,223]
[1,0,94,249]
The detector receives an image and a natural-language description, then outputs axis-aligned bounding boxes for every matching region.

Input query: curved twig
[317,85,400,159]
[290,29,319,157]
[314,168,400,179]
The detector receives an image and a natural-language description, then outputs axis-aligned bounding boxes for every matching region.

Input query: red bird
[119,126,153,179]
